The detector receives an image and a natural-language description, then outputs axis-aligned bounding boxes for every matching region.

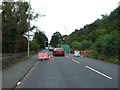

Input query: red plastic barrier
[72,50,90,57]
[38,52,48,59]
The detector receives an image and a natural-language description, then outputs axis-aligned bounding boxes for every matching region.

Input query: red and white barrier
[38,52,48,59]
[38,52,54,60]
[73,50,90,57]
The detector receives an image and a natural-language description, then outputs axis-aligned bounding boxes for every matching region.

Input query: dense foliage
[67,7,119,63]
[50,32,63,47]
[2,2,39,53]
[94,32,119,56]
[30,40,40,51]
[33,31,48,49]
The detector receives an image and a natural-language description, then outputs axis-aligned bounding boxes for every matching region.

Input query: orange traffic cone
[48,55,51,60]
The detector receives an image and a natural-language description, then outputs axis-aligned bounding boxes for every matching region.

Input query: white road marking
[17,82,21,86]
[65,56,80,64]
[65,56,70,58]
[85,65,112,80]
[72,59,80,64]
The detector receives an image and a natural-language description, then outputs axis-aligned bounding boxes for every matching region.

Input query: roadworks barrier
[38,52,54,61]
[73,50,90,57]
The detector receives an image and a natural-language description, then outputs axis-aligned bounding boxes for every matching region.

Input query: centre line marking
[65,56,70,58]
[72,59,80,64]
[85,65,112,80]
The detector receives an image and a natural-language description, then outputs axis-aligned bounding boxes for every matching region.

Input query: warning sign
[38,52,48,59]
[74,50,80,56]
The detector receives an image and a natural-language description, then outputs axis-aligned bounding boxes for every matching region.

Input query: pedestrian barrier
[38,52,54,61]
[38,52,48,60]
[73,50,90,57]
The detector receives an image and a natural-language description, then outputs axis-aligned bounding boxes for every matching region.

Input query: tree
[2,1,40,53]
[50,31,63,47]
[71,41,80,50]
[94,32,119,56]
[78,40,93,51]
[30,40,40,51]
[61,35,69,44]
[33,31,48,49]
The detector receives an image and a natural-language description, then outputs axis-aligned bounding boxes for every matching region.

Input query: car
[53,48,65,56]
[49,47,54,51]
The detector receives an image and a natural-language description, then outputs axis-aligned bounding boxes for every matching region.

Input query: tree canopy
[33,31,48,49]
[61,6,120,63]
[50,31,63,47]
[2,1,39,53]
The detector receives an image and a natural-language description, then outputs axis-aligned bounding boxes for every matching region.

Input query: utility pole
[28,0,30,58]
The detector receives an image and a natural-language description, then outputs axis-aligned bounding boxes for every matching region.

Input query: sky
[24,0,119,42]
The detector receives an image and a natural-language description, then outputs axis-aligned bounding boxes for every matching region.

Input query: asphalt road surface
[16,54,118,88]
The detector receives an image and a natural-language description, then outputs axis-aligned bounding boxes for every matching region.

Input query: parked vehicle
[53,48,65,56]
[49,47,54,51]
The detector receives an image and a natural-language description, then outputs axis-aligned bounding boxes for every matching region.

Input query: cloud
[27,0,119,42]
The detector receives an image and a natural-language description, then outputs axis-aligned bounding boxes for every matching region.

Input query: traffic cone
[51,54,54,59]
[48,55,51,60]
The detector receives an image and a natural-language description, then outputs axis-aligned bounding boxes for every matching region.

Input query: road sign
[38,52,48,59]
[73,50,90,57]
[74,50,80,56]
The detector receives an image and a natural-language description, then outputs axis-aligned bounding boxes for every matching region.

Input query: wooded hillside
[67,7,119,64]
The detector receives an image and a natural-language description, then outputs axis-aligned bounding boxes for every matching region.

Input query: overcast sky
[25,0,119,42]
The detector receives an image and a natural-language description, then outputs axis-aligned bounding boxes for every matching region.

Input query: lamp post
[28,0,30,58]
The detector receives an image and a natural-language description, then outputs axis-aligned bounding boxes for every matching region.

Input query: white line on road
[17,82,21,86]
[72,59,80,64]
[85,65,112,80]
[65,56,70,59]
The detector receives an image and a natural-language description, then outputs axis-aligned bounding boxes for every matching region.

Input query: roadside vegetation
[50,7,119,64]
[67,7,119,64]
[2,1,48,68]
[2,1,119,65]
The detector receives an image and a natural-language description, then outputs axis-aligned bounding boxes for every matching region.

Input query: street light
[28,0,30,58]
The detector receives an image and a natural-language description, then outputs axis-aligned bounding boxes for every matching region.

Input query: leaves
[33,31,48,49]
[2,2,40,53]
[50,32,63,47]
[94,32,119,56]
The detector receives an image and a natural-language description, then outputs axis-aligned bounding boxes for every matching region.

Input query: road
[16,53,118,88]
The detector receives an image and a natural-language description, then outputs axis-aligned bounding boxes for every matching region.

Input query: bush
[14,36,28,53]
[71,41,80,50]
[78,40,93,51]
[94,32,119,56]
[30,40,40,51]
[70,40,93,51]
